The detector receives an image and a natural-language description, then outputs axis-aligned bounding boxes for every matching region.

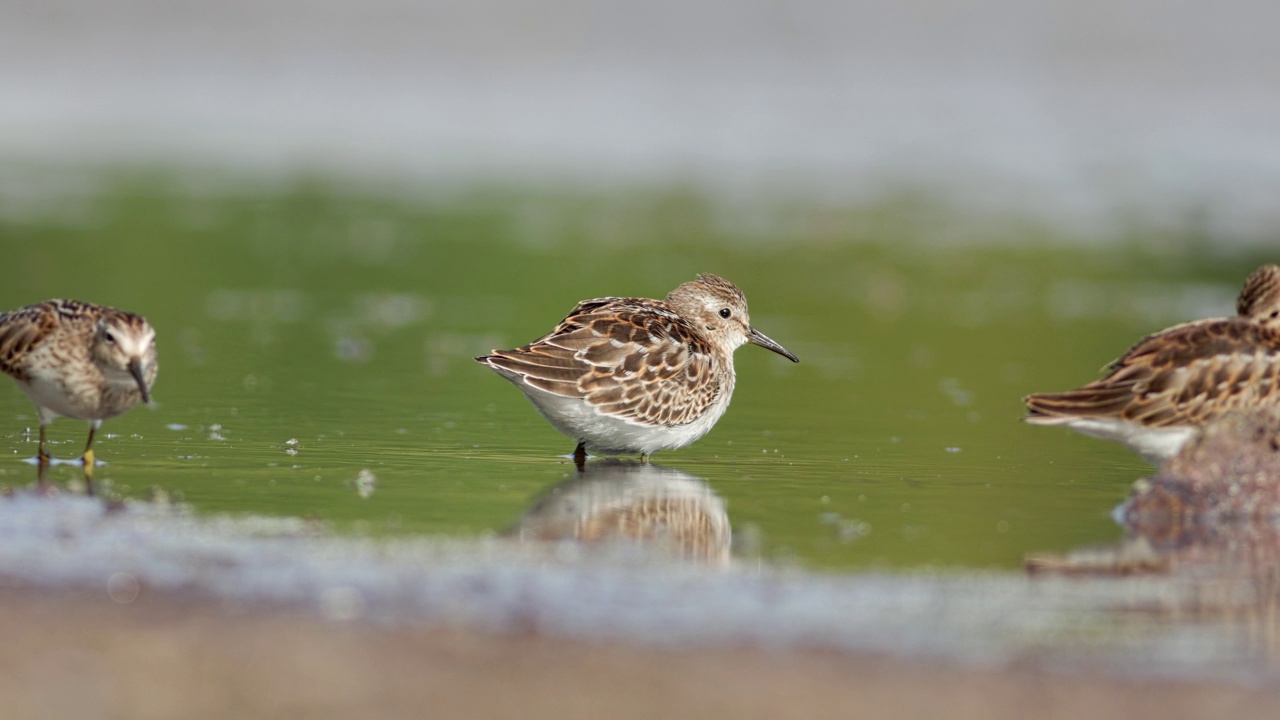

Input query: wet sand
[3,585,1277,720]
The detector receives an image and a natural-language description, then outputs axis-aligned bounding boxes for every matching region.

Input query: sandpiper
[1024,265,1280,464]
[476,273,798,464]
[0,299,158,468]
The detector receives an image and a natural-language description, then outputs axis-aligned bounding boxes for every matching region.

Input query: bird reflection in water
[1027,409,1280,657]
[507,460,730,566]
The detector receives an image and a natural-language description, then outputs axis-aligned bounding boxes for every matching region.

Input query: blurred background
[0,0,1276,571]
[3,0,1277,240]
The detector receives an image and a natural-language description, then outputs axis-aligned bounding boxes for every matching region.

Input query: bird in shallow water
[1024,264,1280,464]
[476,273,798,466]
[0,299,158,469]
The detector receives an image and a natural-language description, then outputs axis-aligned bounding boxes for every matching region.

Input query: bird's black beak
[747,327,799,363]
[128,358,151,404]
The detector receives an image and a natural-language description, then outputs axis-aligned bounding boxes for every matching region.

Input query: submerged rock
[1030,410,1280,577]
[1121,409,1280,531]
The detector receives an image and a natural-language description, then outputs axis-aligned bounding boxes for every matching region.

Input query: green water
[0,173,1266,570]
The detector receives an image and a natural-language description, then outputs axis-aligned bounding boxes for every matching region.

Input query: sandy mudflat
[1,585,1277,720]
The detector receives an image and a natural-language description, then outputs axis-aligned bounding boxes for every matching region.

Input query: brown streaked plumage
[1237,264,1280,326]
[0,299,158,467]
[476,274,797,464]
[1024,265,1280,464]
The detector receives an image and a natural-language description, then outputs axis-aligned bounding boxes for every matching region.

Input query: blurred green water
[0,171,1268,571]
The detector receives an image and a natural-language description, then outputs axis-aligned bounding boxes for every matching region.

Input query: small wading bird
[1024,264,1280,464]
[0,299,158,473]
[476,273,798,466]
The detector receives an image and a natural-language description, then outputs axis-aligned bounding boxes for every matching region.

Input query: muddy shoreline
[2,584,1277,720]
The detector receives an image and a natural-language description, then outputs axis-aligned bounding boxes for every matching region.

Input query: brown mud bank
[2,584,1279,720]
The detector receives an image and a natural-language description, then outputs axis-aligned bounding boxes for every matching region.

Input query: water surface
[0,176,1268,571]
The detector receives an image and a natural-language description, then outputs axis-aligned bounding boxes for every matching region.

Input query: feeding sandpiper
[476,273,798,465]
[1024,265,1280,464]
[0,299,158,470]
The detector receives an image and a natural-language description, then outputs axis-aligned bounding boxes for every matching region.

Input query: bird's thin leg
[573,442,587,471]
[30,423,53,493]
[81,461,96,496]
[34,447,50,491]
[82,421,99,469]
[37,424,50,463]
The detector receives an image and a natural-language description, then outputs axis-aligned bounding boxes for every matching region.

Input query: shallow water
[0,176,1270,572]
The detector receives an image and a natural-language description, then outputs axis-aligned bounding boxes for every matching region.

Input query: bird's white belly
[522,389,732,455]
[17,374,92,421]
[1038,417,1198,465]
[13,361,132,422]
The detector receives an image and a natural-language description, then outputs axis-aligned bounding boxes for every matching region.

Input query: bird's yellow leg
[82,423,98,468]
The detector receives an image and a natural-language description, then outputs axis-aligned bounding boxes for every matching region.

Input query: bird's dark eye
[719,308,731,319]
[103,332,116,345]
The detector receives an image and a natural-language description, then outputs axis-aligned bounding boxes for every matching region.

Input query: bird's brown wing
[1025,318,1280,427]
[479,297,723,427]
[0,301,64,380]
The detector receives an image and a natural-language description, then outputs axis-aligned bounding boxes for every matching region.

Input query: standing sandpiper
[476,273,798,465]
[1024,265,1280,464]
[0,299,158,469]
